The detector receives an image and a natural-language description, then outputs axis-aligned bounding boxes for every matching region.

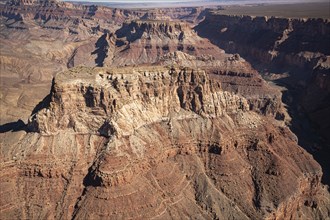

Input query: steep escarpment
[195,13,330,120]
[0,0,212,125]
[108,20,227,66]
[27,66,251,134]
[195,13,330,68]
[139,7,205,23]
[1,2,330,219]
[28,63,284,135]
[0,0,146,125]
[1,66,329,220]
[195,12,330,183]
[0,0,127,125]
[0,1,215,126]
[0,0,130,34]
[302,58,330,136]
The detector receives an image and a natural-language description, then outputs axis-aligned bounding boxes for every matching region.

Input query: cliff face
[27,66,255,134]
[28,64,284,135]
[195,12,330,183]
[0,2,214,126]
[0,0,131,125]
[195,13,330,67]
[1,2,330,220]
[108,20,227,67]
[1,66,329,219]
[0,0,130,33]
[138,7,205,23]
[0,1,205,32]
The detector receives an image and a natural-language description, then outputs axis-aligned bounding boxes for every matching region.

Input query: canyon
[0,0,329,219]
[195,10,330,183]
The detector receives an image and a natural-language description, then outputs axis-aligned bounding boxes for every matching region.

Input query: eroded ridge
[0,66,328,220]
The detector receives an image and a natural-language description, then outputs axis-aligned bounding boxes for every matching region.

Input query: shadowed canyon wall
[195,11,330,184]
[1,1,330,219]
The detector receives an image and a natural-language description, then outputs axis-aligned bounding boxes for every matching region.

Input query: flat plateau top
[213,2,330,19]
[55,65,203,83]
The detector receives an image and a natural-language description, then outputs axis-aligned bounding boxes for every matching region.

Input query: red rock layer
[1,66,328,219]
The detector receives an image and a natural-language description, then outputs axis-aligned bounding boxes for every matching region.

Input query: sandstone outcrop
[108,20,226,67]
[0,1,209,125]
[195,13,330,67]
[1,66,329,219]
[195,11,330,183]
[1,2,330,220]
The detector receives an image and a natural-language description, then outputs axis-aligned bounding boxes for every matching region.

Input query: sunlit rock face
[0,66,328,220]
[0,1,329,220]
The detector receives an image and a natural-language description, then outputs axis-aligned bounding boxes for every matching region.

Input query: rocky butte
[0,0,329,219]
[0,65,328,219]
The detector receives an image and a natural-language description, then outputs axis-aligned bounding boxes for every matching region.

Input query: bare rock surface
[195,10,330,184]
[0,1,330,220]
[1,66,329,219]
[0,1,208,124]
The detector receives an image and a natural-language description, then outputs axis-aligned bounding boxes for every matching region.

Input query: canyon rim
[0,0,329,219]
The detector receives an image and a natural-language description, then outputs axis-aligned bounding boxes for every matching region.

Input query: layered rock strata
[109,20,226,67]
[1,66,328,219]
[195,12,330,183]
[195,13,330,130]
[195,13,330,68]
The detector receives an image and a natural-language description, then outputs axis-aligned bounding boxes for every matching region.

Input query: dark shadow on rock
[0,119,27,133]
[115,21,144,43]
[31,78,54,116]
[98,120,116,138]
[31,93,51,115]
[0,90,53,134]
[194,20,330,187]
[83,85,96,107]
[275,76,330,187]
[2,12,23,22]
[87,5,98,17]
[91,33,109,67]
[83,166,102,187]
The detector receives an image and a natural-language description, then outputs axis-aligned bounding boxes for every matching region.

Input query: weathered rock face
[195,12,330,183]
[0,0,131,125]
[0,1,212,125]
[0,0,131,35]
[195,13,330,67]
[28,66,250,134]
[301,57,330,132]
[1,2,330,220]
[1,66,329,220]
[138,7,206,23]
[108,20,227,67]
[28,65,284,134]
[194,12,330,121]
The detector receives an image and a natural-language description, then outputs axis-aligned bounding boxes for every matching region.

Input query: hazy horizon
[64,0,329,9]
[65,0,328,2]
